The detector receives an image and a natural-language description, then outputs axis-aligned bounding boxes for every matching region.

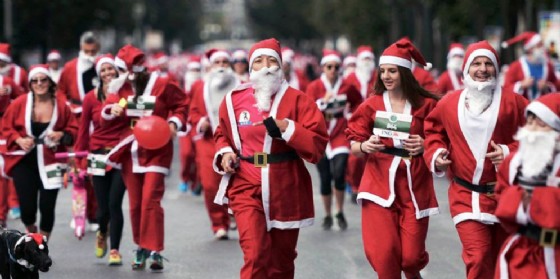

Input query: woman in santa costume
[1,64,78,239]
[494,94,560,279]
[101,44,188,272]
[213,38,328,279]
[305,49,361,230]
[74,54,126,265]
[346,38,439,279]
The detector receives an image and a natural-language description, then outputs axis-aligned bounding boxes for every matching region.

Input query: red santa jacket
[5,64,28,92]
[212,82,328,230]
[413,67,438,94]
[437,70,463,95]
[424,87,528,225]
[504,57,560,100]
[101,72,188,174]
[344,70,377,101]
[346,92,439,218]
[306,74,361,159]
[0,75,23,115]
[286,70,309,92]
[1,93,78,188]
[56,58,96,114]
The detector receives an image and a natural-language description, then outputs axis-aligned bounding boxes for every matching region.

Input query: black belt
[516,176,547,188]
[379,147,417,159]
[33,138,44,144]
[239,151,299,167]
[69,99,83,105]
[453,176,496,194]
[92,147,113,155]
[518,223,559,247]
[324,112,344,121]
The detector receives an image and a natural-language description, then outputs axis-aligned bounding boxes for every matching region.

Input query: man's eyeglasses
[30,78,49,84]
[326,65,340,71]
[232,59,248,64]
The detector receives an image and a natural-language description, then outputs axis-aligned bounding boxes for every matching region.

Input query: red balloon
[133,115,171,150]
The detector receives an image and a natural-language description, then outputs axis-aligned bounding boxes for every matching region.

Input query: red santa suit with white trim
[281,47,309,92]
[189,48,239,238]
[212,38,328,279]
[100,45,188,257]
[0,43,28,92]
[424,41,528,279]
[347,38,439,278]
[437,43,465,95]
[494,94,560,279]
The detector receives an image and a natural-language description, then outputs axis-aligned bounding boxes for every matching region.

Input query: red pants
[85,179,97,222]
[228,180,299,279]
[0,179,20,220]
[122,159,165,252]
[179,135,198,186]
[456,220,507,279]
[345,154,365,193]
[361,162,429,279]
[199,167,229,233]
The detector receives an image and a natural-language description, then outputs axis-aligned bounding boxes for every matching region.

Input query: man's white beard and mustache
[0,64,10,76]
[515,127,560,177]
[530,47,546,63]
[208,67,235,91]
[464,74,497,115]
[355,59,375,82]
[78,51,96,69]
[250,66,283,112]
[447,57,463,74]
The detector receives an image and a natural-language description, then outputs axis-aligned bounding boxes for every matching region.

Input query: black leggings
[92,169,126,250]
[317,154,349,196]
[11,154,59,233]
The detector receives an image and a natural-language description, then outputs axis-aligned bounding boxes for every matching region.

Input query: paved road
[6,145,465,278]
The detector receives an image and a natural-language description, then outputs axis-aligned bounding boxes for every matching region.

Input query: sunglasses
[326,64,340,71]
[30,78,49,84]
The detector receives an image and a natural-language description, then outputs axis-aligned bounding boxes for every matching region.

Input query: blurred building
[200,0,250,41]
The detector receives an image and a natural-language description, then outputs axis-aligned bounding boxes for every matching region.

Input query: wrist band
[359,142,366,154]
[263,117,282,138]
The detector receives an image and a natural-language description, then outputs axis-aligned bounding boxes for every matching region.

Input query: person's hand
[403,134,424,156]
[520,77,535,89]
[169,123,177,138]
[47,131,64,144]
[323,91,333,102]
[360,135,385,154]
[486,140,504,166]
[537,79,549,91]
[522,189,532,210]
[199,118,211,133]
[0,86,11,96]
[110,104,124,117]
[15,137,34,152]
[221,152,238,174]
[253,118,289,133]
[435,149,452,171]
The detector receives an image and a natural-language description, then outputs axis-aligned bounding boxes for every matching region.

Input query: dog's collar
[8,235,36,271]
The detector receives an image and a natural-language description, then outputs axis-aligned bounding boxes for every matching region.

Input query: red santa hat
[187,55,202,70]
[95,53,115,76]
[248,38,282,71]
[379,38,432,70]
[356,45,374,60]
[343,55,357,67]
[28,64,51,82]
[205,48,230,64]
[281,47,295,63]
[0,43,11,63]
[447,43,465,59]
[46,50,61,62]
[501,32,542,50]
[153,51,169,65]
[115,44,146,73]
[232,49,248,62]
[526,94,560,131]
[462,40,500,78]
[320,49,341,66]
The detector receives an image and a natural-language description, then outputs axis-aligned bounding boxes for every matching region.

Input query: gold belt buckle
[486,181,496,197]
[540,228,558,247]
[130,119,138,129]
[254,152,268,168]
[325,114,333,121]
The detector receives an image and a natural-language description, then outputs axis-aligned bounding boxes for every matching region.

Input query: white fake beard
[464,74,497,115]
[107,72,128,94]
[355,59,375,82]
[531,47,546,63]
[184,71,201,91]
[250,66,283,112]
[447,57,463,73]
[0,64,10,75]
[515,127,560,177]
[78,51,96,68]
[209,67,235,92]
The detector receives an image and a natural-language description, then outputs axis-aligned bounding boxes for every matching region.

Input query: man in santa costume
[189,48,238,239]
[46,50,63,84]
[184,56,202,93]
[0,43,28,92]
[151,51,178,82]
[342,54,357,78]
[502,32,560,100]
[102,44,188,271]
[232,49,250,83]
[213,38,328,278]
[306,49,361,230]
[281,47,309,92]
[494,93,560,279]
[437,43,465,95]
[424,41,529,279]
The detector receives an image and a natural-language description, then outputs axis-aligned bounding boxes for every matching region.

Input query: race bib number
[126,95,156,117]
[324,95,347,114]
[87,154,107,176]
[373,111,412,140]
[45,163,67,185]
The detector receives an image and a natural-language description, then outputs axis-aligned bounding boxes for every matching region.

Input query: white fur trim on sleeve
[316,99,327,111]
[100,104,116,120]
[513,81,523,94]
[281,119,295,142]
[167,116,183,131]
[499,144,510,159]
[213,146,234,175]
[515,203,529,225]
[431,148,447,177]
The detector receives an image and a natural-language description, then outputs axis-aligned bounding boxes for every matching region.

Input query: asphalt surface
[6,144,466,278]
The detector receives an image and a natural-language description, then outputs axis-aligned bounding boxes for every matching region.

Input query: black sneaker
[335,212,348,230]
[132,248,147,270]
[322,216,333,230]
[149,251,165,272]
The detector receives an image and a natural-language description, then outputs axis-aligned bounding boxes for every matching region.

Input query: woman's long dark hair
[97,79,105,102]
[373,65,439,108]
[133,71,150,103]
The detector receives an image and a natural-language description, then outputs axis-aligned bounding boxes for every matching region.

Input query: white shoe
[88,222,99,232]
[70,218,76,229]
[214,228,228,240]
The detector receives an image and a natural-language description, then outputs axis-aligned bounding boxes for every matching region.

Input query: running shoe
[95,231,108,258]
[108,249,122,266]
[8,207,20,219]
[335,212,348,230]
[322,216,333,230]
[149,251,165,272]
[132,248,147,270]
[214,228,229,240]
[179,182,189,193]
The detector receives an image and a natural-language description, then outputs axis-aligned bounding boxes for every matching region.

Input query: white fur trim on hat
[525,34,542,50]
[357,51,374,60]
[95,57,115,75]
[447,48,465,59]
[187,62,201,70]
[320,54,342,66]
[209,51,230,63]
[526,101,560,131]
[343,56,357,66]
[379,55,412,69]
[462,48,499,78]
[28,67,51,82]
[114,56,126,70]
[249,48,281,71]
[0,53,11,63]
[47,52,61,62]
[132,65,145,73]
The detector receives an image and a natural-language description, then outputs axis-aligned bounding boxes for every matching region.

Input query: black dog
[0,229,52,279]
